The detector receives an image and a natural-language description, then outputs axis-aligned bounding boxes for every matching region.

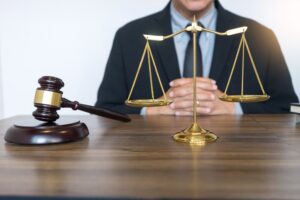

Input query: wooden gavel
[32,76,131,122]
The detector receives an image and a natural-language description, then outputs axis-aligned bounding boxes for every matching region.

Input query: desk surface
[0,114,299,200]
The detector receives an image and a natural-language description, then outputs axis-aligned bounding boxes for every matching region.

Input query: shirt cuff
[140,107,146,115]
[235,103,244,114]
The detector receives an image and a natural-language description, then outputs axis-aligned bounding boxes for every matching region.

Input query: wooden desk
[0,114,299,199]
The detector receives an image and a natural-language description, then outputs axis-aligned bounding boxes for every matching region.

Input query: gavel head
[33,76,64,122]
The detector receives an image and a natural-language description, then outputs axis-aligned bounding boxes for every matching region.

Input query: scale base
[173,123,217,145]
[219,94,270,103]
[126,99,172,107]
[5,119,89,145]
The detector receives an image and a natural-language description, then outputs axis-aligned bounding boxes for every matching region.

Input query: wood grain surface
[0,114,299,199]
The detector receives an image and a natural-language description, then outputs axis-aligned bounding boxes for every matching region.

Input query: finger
[170,100,215,110]
[169,100,193,109]
[174,110,193,116]
[162,107,176,115]
[197,77,216,84]
[146,105,176,115]
[184,101,215,110]
[195,101,215,109]
[172,93,215,102]
[168,86,192,98]
[157,88,173,100]
[183,81,218,91]
[183,107,212,114]
[169,78,192,87]
[169,82,217,98]
[170,77,215,87]
[169,88,216,100]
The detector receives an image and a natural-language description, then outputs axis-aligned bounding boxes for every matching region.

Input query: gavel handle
[61,98,131,122]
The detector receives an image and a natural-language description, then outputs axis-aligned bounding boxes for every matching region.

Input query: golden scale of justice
[125,16,270,145]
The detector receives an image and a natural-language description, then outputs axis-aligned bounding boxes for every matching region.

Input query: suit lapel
[209,1,235,82]
[152,4,181,83]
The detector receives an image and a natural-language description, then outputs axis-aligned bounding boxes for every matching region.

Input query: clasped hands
[146,77,236,115]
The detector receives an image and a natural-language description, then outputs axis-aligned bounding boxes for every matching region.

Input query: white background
[0,0,299,118]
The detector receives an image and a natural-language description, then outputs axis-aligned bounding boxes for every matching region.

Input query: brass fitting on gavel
[33,76,131,122]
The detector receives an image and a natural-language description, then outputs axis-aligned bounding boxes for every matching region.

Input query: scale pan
[219,94,270,103]
[125,99,172,107]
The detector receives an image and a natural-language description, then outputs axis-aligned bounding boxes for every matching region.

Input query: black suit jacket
[95,1,298,114]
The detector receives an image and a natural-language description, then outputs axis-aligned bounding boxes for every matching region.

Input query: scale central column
[192,23,197,126]
[172,19,217,145]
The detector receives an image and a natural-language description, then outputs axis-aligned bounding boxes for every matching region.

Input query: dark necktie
[183,23,203,77]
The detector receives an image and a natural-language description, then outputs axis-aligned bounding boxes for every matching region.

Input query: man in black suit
[95,0,298,115]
